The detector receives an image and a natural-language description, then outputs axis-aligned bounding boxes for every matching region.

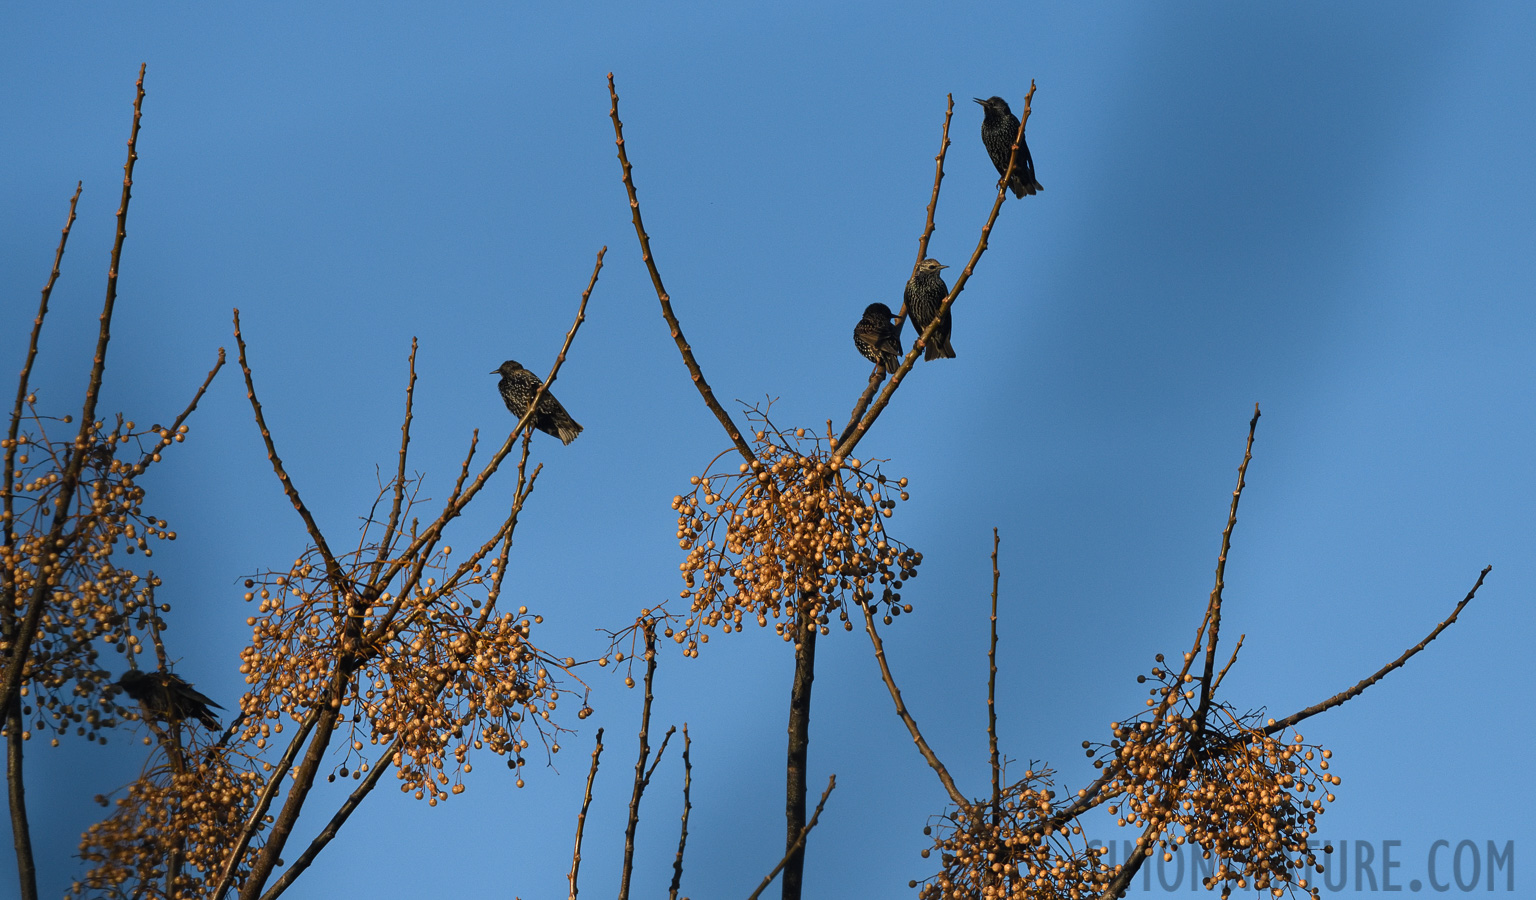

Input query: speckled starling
[117,669,223,730]
[904,259,956,360]
[975,96,1042,198]
[493,360,583,444]
[854,302,904,373]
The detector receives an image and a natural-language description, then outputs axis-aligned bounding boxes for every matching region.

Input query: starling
[975,96,1043,198]
[117,669,223,730]
[853,302,904,374]
[904,259,956,360]
[493,360,583,444]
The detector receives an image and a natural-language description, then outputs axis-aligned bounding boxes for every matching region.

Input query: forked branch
[834,81,1037,462]
[746,776,837,900]
[617,625,662,900]
[1194,404,1260,732]
[840,94,956,442]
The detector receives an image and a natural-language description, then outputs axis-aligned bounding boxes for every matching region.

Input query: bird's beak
[972,97,986,105]
[938,264,950,269]
[489,369,499,374]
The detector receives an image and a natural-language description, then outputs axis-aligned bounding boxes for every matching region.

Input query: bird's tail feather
[924,338,957,361]
[1011,177,1042,197]
[556,420,583,445]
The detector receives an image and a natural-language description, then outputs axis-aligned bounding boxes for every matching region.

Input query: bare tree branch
[618,625,661,900]
[1264,565,1491,735]
[567,728,604,900]
[1193,404,1260,734]
[668,725,692,900]
[372,337,417,583]
[859,601,968,808]
[988,529,1001,827]
[607,73,756,465]
[232,309,350,586]
[5,699,36,900]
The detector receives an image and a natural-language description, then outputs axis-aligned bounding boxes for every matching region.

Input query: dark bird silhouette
[975,96,1042,198]
[493,360,583,444]
[116,669,223,730]
[853,302,904,373]
[904,259,956,360]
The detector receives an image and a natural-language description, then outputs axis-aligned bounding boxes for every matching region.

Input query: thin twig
[372,337,418,582]
[912,96,956,281]
[617,625,660,900]
[1211,634,1245,694]
[987,529,1001,828]
[833,82,1037,462]
[745,775,836,900]
[3,182,81,524]
[839,95,954,445]
[132,348,225,472]
[1193,405,1260,733]
[858,601,968,808]
[646,726,677,784]
[567,728,604,900]
[607,73,755,464]
[1264,565,1491,735]
[232,309,349,586]
[668,725,692,900]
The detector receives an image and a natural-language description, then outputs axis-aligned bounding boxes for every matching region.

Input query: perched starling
[853,302,904,374]
[975,96,1043,198]
[117,669,223,730]
[493,360,583,444]
[904,259,956,360]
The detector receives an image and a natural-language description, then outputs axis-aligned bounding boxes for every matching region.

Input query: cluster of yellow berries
[1086,657,1338,899]
[665,427,921,655]
[74,743,262,899]
[1,415,187,746]
[234,501,582,805]
[914,767,1116,899]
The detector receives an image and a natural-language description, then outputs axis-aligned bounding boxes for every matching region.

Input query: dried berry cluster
[1087,657,1339,899]
[236,498,583,805]
[2,410,190,747]
[914,767,1115,899]
[666,424,921,655]
[73,743,263,900]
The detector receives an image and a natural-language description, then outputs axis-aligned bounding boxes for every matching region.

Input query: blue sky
[3,3,1532,897]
